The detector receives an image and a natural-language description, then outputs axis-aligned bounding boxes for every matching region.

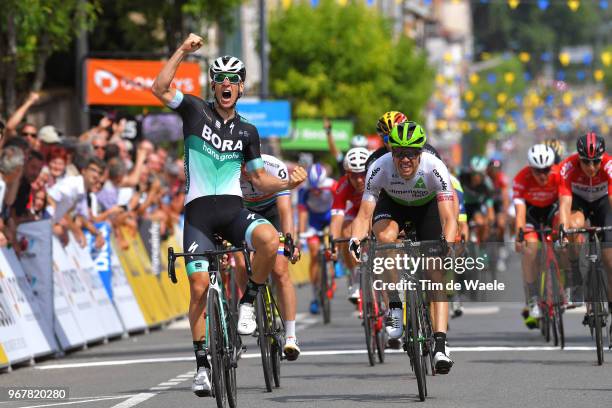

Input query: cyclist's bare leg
[250,223,279,284]
[188,272,210,341]
[373,220,400,308]
[472,212,487,242]
[521,238,540,291]
[233,252,249,294]
[308,239,321,288]
[271,255,297,322]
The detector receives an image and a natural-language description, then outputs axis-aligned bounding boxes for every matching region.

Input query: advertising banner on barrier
[66,236,124,338]
[89,223,113,299]
[85,59,201,106]
[110,251,147,332]
[236,100,291,137]
[16,220,57,345]
[138,220,161,277]
[160,237,190,314]
[51,240,85,350]
[1,249,57,357]
[112,228,168,325]
[0,269,31,365]
[52,238,106,344]
[130,230,175,320]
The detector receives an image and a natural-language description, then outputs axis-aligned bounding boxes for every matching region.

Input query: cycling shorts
[524,203,558,241]
[571,195,612,242]
[373,191,443,256]
[183,196,272,275]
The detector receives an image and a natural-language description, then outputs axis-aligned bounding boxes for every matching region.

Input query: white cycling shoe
[433,342,453,375]
[192,367,211,397]
[237,303,257,335]
[283,336,301,361]
[385,308,403,339]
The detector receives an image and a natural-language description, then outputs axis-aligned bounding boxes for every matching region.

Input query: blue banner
[87,222,113,299]
[236,100,291,138]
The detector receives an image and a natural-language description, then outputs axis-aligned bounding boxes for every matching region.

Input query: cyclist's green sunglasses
[213,73,242,84]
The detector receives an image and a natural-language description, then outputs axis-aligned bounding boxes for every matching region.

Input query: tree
[0,0,99,117]
[89,0,244,54]
[268,0,433,134]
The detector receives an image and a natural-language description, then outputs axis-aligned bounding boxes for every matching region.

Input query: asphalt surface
[1,268,612,408]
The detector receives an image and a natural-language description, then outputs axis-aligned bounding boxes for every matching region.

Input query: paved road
[1,275,611,408]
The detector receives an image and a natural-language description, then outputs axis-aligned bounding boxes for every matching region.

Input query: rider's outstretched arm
[350,199,376,241]
[152,33,203,105]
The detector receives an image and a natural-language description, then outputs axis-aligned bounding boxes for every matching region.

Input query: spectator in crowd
[91,135,108,160]
[2,92,40,143]
[42,146,68,187]
[12,150,45,219]
[0,146,25,212]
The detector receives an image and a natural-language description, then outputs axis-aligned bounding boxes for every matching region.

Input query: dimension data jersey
[240,154,290,211]
[363,152,454,206]
[168,91,263,205]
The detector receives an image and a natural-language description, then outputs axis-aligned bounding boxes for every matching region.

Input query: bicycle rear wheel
[594,300,605,365]
[208,291,229,407]
[407,289,426,401]
[256,291,274,391]
[224,299,238,408]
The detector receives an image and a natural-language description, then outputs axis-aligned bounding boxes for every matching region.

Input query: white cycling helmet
[350,135,369,149]
[343,147,370,173]
[209,55,246,81]
[527,144,555,169]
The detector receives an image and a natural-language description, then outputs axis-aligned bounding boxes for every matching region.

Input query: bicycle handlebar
[167,244,250,284]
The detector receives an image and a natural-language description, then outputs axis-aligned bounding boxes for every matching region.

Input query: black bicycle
[168,239,247,408]
[301,230,335,324]
[352,237,436,401]
[559,225,612,365]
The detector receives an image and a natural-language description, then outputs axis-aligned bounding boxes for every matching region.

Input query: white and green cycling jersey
[240,154,290,211]
[363,152,454,206]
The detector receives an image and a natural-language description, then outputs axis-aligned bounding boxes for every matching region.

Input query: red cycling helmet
[576,132,605,160]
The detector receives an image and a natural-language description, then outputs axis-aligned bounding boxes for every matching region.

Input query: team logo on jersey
[414,177,426,189]
[229,122,235,134]
[201,124,243,151]
[215,120,221,129]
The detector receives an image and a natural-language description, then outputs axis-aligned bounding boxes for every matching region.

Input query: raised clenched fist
[288,166,307,189]
[181,33,203,53]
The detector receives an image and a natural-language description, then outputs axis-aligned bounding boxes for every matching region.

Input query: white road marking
[34,345,611,371]
[565,305,587,314]
[157,382,179,386]
[461,306,500,315]
[167,319,191,330]
[16,395,133,408]
[109,392,157,408]
[148,387,170,391]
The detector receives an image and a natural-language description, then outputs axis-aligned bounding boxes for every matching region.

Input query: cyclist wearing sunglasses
[330,147,371,303]
[349,121,457,374]
[513,144,561,328]
[152,33,306,397]
[558,132,612,311]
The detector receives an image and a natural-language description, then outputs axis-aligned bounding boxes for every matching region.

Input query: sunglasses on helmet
[213,73,242,84]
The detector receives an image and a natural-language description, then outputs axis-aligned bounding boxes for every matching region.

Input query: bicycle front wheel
[407,289,426,401]
[319,253,331,324]
[208,290,229,407]
[267,288,282,388]
[256,291,274,391]
[360,267,376,366]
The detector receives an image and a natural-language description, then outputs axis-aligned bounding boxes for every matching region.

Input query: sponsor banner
[88,223,113,299]
[160,238,189,315]
[16,220,56,344]
[138,219,161,276]
[52,238,106,344]
[112,228,169,325]
[1,249,58,357]
[110,251,147,332]
[51,237,85,350]
[236,100,291,137]
[0,261,32,365]
[281,119,353,151]
[130,229,176,319]
[86,59,201,106]
[66,235,124,338]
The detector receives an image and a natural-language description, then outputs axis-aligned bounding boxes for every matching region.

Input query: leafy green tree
[89,0,244,54]
[0,0,99,116]
[268,0,433,134]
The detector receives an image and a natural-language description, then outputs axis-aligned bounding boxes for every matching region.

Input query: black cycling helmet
[576,132,605,160]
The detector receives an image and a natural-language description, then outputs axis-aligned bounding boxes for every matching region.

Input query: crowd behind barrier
[0,93,311,371]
